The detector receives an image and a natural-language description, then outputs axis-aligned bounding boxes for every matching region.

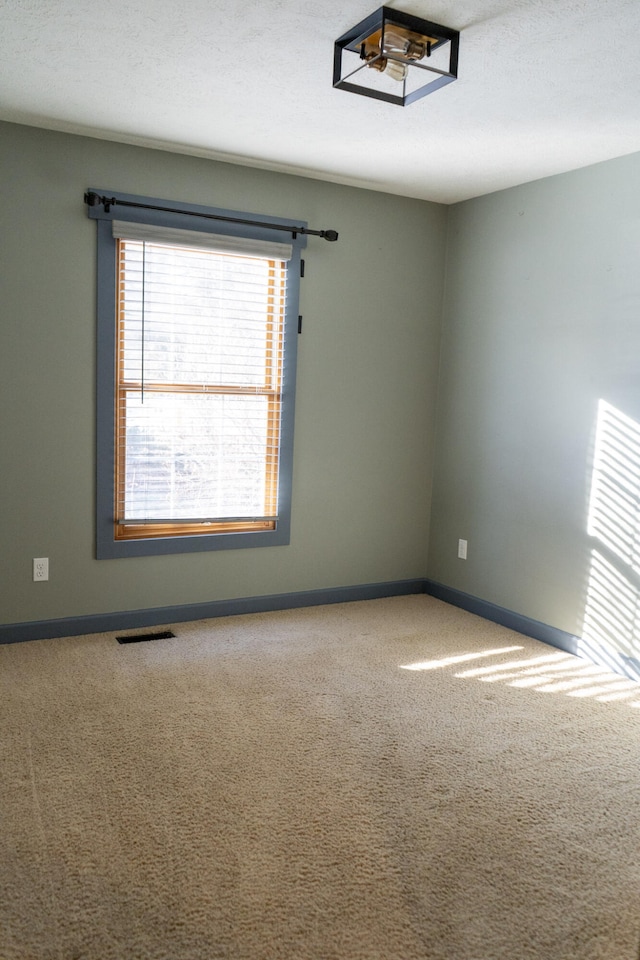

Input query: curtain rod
[84,192,338,242]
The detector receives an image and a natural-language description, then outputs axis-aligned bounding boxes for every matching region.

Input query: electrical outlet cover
[33,557,49,581]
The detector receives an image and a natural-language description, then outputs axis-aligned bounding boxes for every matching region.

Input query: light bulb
[383,58,408,82]
[382,26,429,61]
[365,55,407,82]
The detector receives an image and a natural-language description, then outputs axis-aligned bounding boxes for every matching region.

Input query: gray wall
[6,118,640,650]
[0,122,446,626]
[428,151,640,657]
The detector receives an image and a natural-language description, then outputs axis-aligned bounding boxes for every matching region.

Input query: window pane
[120,392,278,521]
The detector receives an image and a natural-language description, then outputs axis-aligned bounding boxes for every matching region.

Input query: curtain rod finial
[84,192,116,212]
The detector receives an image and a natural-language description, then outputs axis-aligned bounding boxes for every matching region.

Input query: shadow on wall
[581,400,640,680]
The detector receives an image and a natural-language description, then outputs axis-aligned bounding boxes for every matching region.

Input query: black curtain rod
[84,192,338,242]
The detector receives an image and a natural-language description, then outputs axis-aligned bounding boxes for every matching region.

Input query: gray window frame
[89,189,305,559]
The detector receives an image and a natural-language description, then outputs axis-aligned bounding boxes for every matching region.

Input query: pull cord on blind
[85,191,339,242]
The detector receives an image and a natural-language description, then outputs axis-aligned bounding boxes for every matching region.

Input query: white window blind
[111,220,293,261]
[115,235,286,533]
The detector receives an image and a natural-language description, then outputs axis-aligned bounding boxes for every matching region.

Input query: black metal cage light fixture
[333,6,459,106]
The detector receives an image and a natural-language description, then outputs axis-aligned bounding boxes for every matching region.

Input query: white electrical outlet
[33,557,49,582]
[457,539,468,560]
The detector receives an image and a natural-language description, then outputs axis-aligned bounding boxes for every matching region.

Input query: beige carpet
[1,594,640,960]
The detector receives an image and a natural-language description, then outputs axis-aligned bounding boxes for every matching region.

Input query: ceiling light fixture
[333,6,459,106]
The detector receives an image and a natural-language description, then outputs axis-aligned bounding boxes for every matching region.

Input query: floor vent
[116,630,176,644]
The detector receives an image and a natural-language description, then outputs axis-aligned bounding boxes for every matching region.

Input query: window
[90,192,305,558]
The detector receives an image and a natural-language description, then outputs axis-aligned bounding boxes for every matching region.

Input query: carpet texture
[1,594,640,959]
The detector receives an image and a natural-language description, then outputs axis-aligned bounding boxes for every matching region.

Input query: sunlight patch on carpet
[399,645,522,671]
[402,643,640,706]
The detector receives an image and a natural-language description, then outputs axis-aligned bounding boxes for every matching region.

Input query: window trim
[90,190,306,559]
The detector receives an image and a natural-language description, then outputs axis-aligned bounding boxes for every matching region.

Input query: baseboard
[4,578,638,681]
[422,578,580,653]
[0,578,428,643]
[423,578,640,682]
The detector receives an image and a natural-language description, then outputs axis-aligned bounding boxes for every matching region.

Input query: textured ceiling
[2,0,640,203]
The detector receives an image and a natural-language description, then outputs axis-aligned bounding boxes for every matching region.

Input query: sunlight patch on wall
[582,400,640,679]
